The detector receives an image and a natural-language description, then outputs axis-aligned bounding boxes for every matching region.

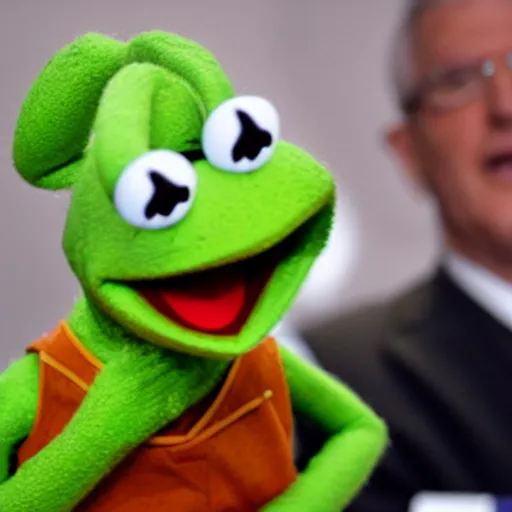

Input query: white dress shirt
[444,250,512,332]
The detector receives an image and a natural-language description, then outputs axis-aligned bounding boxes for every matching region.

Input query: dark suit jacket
[302,268,512,511]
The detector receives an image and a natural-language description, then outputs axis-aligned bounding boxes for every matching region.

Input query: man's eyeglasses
[401,51,512,115]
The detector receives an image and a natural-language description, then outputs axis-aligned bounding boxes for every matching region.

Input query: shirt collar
[444,250,512,332]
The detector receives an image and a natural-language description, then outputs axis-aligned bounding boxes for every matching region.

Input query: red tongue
[160,269,247,331]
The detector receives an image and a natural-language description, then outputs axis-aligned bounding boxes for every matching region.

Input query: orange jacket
[17,323,297,511]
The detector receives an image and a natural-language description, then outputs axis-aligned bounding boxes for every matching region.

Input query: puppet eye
[202,96,280,173]
[114,150,197,230]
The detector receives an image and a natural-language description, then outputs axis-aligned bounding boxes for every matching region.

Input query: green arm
[0,356,136,512]
[0,354,39,483]
[263,346,388,512]
[0,347,227,511]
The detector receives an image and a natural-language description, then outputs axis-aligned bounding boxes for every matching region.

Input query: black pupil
[145,171,189,220]
[232,110,272,163]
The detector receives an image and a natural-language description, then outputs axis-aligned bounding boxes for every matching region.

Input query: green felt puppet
[1,31,388,511]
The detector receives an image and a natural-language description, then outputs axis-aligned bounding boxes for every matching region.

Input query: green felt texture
[61,59,335,358]
[67,146,334,358]
[12,30,234,191]
[5,29,387,510]
[93,62,204,195]
[13,33,128,190]
[127,30,235,114]
[0,299,228,511]
[0,354,38,485]
[261,347,389,512]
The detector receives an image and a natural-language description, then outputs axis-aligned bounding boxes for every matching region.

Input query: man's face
[389,0,512,263]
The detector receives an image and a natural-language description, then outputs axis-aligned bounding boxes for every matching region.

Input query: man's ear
[385,121,429,194]
[12,33,127,190]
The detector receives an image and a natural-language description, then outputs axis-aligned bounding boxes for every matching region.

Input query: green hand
[260,347,388,512]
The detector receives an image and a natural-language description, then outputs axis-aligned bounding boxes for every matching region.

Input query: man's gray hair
[391,0,444,111]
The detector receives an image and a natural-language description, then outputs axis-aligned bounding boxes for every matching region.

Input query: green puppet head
[13,31,335,359]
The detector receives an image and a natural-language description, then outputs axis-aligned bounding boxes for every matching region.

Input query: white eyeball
[114,150,197,230]
[202,96,280,173]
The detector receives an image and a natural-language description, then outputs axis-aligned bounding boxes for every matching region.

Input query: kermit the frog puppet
[1,31,387,511]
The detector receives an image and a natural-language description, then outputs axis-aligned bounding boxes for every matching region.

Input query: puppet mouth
[130,226,302,335]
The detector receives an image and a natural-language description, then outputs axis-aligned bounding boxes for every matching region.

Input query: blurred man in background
[303,0,512,510]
